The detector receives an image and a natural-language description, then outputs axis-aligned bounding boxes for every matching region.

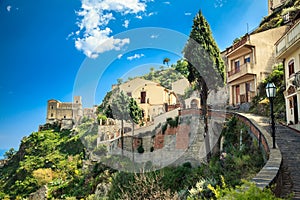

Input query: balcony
[276,20,300,58]
[225,35,249,55]
[227,62,255,83]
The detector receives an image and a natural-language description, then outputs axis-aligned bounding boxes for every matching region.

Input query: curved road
[275,125,300,199]
[242,113,300,199]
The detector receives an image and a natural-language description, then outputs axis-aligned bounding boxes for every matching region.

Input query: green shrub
[162,123,168,134]
[207,179,282,200]
[137,145,145,154]
[97,114,107,125]
[150,146,154,152]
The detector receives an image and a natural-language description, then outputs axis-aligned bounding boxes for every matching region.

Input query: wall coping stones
[234,112,282,190]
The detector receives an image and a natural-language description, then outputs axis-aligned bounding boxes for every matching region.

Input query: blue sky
[0,0,267,157]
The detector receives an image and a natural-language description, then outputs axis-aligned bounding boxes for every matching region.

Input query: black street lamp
[266,82,276,149]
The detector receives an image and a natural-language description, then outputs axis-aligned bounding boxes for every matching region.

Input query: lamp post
[266,82,276,149]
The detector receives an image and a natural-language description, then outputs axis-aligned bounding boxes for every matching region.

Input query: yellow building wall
[226,26,287,105]
[283,47,300,124]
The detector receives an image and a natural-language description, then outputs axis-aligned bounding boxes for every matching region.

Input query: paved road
[243,113,300,199]
[273,125,300,199]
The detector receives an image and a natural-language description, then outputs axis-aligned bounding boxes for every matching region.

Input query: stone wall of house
[29,185,48,200]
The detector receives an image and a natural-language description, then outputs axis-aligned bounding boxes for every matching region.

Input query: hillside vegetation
[250,64,286,121]
[254,0,300,34]
[0,116,272,199]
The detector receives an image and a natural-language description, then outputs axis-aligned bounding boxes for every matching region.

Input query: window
[51,113,53,117]
[288,60,295,76]
[51,105,54,109]
[64,115,66,119]
[244,56,250,63]
[290,99,293,108]
[127,92,132,97]
[234,60,240,72]
[141,91,146,103]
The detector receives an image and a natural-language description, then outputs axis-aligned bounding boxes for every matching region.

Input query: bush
[32,168,55,186]
[162,123,168,134]
[137,145,145,154]
[113,172,178,200]
[93,145,107,156]
[97,114,107,125]
[150,146,154,152]
[207,179,282,200]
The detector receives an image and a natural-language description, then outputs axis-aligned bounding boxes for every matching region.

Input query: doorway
[293,95,299,124]
[141,91,146,103]
[235,85,240,105]
[246,83,250,102]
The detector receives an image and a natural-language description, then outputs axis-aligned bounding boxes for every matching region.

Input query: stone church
[46,96,83,129]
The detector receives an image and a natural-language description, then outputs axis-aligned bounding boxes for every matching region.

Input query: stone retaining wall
[230,112,282,190]
[98,108,282,190]
[183,109,282,190]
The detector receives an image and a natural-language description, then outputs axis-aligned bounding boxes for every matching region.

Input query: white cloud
[74,0,148,58]
[75,29,130,59]
[184,12,192,16]
[214,0,227,8]
[6,5,12,12]
[163,2,171,5]
[150,34,159,39]
[127,53,144,61]
[135,11,156,20]
[147,12,155,17]
[123,20,129,28]
[117,54,123,59]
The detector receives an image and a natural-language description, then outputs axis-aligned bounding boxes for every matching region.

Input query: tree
[111,89,131,155]
[4,148,16,159]
[128,98,143,162]
[117,78,123,85]
[163,57,170,66]
[179,10,225,161]
[97,91,114,118]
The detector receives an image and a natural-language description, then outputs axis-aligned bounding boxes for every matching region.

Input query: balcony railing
[225,35,249,55]
[276,21,300,56]
[227,62,254,82]
[228,67,241,77]
[228,62,253,77]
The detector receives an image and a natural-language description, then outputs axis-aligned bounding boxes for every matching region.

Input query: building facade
[268,0,288,14]
[46,96,83,126]
[171,78,190,95]
[223,26,287,106]
[119,78,178,121]
[276,20,300,124]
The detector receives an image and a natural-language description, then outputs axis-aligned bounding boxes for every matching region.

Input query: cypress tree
[182,10,225,161]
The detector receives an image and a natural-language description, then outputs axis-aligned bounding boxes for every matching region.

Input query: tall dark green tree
[4,148,16,159]
[111,89,131,156]
[179,10,225,161]
[128,97,143,163]
[97,90,114,118]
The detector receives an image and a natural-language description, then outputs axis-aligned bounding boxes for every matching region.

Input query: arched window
[191,99,199,109]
